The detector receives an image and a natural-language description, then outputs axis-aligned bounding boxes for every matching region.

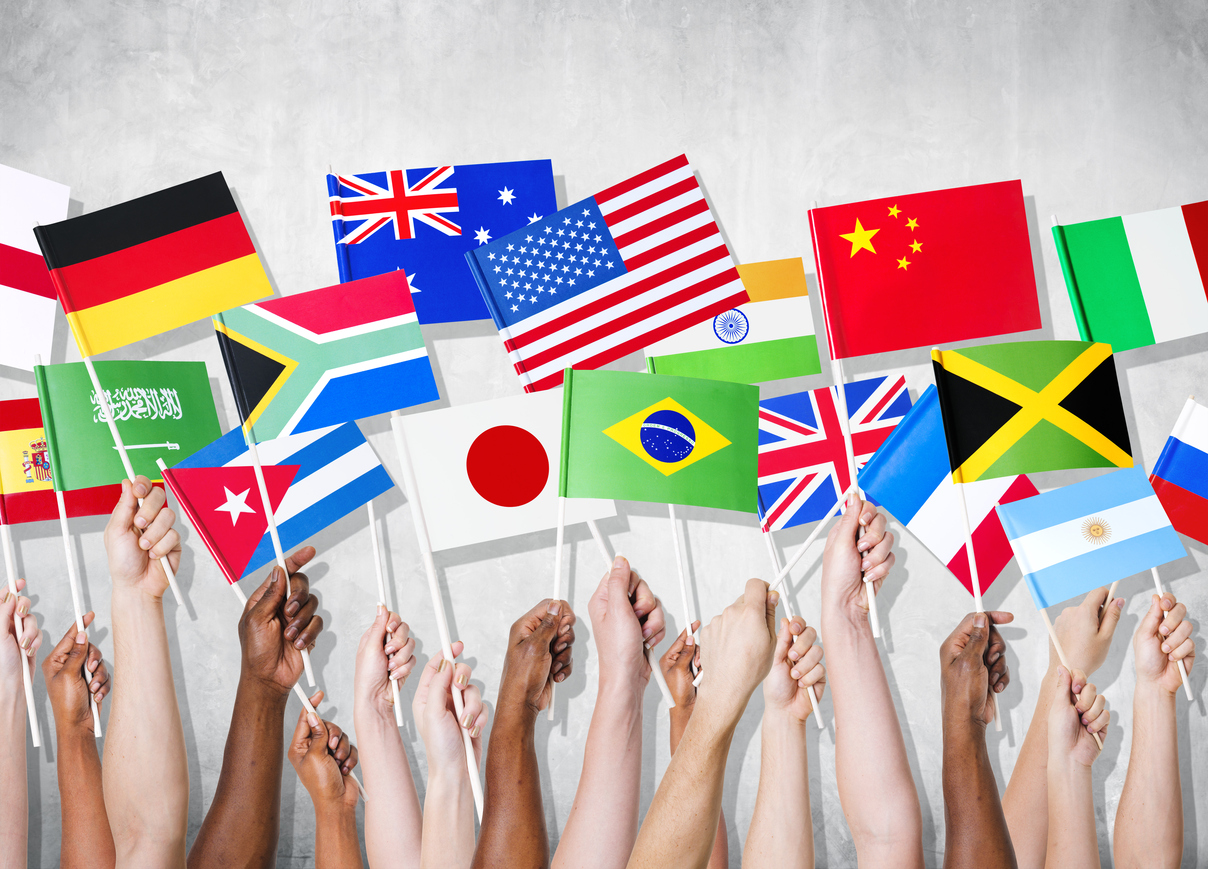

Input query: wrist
[237,671,291,708]
[596,676,645,711]
[354,696,396,731]
[762,705,809,735]
[1134,678,1179,706]
[112,583,165,609]
[315,796,358,826]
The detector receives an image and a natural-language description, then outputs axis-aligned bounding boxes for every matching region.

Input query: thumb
[290,704,320,754]
[426,654,455,723]
[65,629,89,667]
[537,599,563,641]
[109,478,139,531]
[606,555,630,611]
[1099,594,1125,636]
[1053,665,1074,707]
[249,567,287,622]
[773,618,794,666]
[964,612,990,658]
[836,494,863,541]
[1139,594,1163,638]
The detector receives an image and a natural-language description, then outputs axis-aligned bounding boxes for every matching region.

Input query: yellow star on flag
[840,219,879,257]
[897,256,911,270]
[887,204,901,218]
[910,240,922,253]
[906,217,919,230]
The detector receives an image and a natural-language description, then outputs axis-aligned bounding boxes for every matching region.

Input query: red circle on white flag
[466,425,549,507]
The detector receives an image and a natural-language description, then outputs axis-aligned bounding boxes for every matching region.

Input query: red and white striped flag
[467,155,748,392]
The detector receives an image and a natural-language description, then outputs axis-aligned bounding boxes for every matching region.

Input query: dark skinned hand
[239,547,323,696]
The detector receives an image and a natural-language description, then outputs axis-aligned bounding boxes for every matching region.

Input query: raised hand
[1134,592,1196,695]
[355,607,416,722]
[498,599,576,714]
[588,555,666,692]
[695,578,778,724]
[1050,586,1125,676]
[0,579,40,688]
[1049,667,1108,767]
[42,614,109,735]
[103,476,181,598]
[660,621,701,712]
[239,547,323,696]
[940,611,1012,728]
[821,495,895,620]
[289,690,360,810]
[764,615,826,723]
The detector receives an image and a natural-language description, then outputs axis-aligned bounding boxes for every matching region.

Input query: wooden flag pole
[549,496,567,721]
[1039,605,1103,750]
[366,500,404,727]
[80,355,185,607]
[584,518,676,709]
[1151,567,1194,701]
[0,522,40,747]
[244,436,316,688]
[770,482,857,589]
[956,482,1000,731]
[762,530,821,727]
[53,490,103,737]
[390,414,485,819]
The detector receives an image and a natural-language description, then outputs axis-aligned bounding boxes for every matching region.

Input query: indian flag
[1053,201,1208,352]
[643,258,820,383]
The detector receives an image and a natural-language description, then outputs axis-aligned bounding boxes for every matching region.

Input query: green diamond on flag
[559,369,759,512]
[33,360,221,491]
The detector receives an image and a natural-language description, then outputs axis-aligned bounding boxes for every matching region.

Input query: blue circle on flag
[640,409,696,463]
[713,309,749,344]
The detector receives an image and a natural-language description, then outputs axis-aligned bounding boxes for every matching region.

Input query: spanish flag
[33,172,273,357]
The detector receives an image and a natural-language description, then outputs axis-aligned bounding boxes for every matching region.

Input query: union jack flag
[758,375,911,532]
[329,167,460,244]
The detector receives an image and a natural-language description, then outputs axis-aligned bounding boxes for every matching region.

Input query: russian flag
[1150,397,1208,547]
[859,385,1037,597]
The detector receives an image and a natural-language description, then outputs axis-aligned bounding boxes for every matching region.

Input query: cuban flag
[859,385,1038,597]
[328,160,557,324]
[997,467,1186,609]
[1150,397,1208,546]
[758,375,911,532]
[172,422,393,579]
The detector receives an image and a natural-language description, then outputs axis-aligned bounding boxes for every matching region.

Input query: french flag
[1150,397,1208,547]
[858,385,1037,597]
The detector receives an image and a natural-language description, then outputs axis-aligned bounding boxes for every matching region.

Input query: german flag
[33,173,273,357]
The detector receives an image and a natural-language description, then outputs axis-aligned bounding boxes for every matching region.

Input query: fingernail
[139,538,150,548]
[613,554,625,569]
[387,621,400,633]
[134,484,148,497]
[1082,716,1089,725]
[75,632,86,645]
[293,638,306,649]
[438,659,448,672]
[88,660,98,672]
[0,591,7,603]
[470,725,481,738]
[285,626,298,641]
[861,559,870,570]
[456,671,469,686]
[685,635,694,647]
[556,672,566,682]
[974,615,986,628]
[21,636,32,650]
[390,670,401,681]
[791,668,800,679]
[329,736,339,749]
[16,601,27,615]
[285,601,299,616]
[1161,625,1169,635]
[769,591,779,607]
[988,651,1000,664]
[643,641,652,650]
[547,601,561,615]
[642,625,653,639]
[559,624,570,635]
[789,649,799,661]
[1162,643,1170,653]
[555,642,567,653]
[135,516,147,528]
[461,712,473,727]
[376,604,386,615]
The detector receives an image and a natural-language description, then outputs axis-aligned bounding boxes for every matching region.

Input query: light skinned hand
[240,547,324,696]
[414,645,488,767]
[1048,666,1109,766]
[764,615,826,722]
[1134,592,1197,695]
[1050,586,1124,676]
[42,613,109,733]
[103,476,181,598]
[940,611,1013,728]
[588,555,666,692]
[660,620,701,712]
[498,599,576,714]
[695,578,779,723]
[355,607,416,722]
[821,495,895,619]
[289,689,360,810]
[0,579,41,687]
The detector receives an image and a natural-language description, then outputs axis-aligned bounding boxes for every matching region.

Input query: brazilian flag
[559,369,759,513]
[931,340,1133,483]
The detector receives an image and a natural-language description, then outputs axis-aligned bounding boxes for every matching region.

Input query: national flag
[0,398,126,524]
[643,257,821,383]
[559,369,758,513]
[1149,397,1208,546]
[32,360,221,491]
[172,421,393,577]
[858,385,1039,596]
[0,164,69,372]
[161,464,298,584]
[328,160,557,324]
[810,180,1041,359]
[996,467,1186,608]
[932,340,1132,483]
[757,375,911,532]
[395,390,615,551]
[467,155,748,393]
[213,271,439,442]
[1053,201,1208,352]
[33,172,273,358]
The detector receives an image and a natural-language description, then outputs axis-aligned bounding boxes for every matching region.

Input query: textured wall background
[3,1,1208,865]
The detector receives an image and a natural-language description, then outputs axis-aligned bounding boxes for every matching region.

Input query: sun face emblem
[1081,517,1111,546]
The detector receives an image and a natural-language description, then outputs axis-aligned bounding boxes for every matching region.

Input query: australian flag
[327,160,558,324]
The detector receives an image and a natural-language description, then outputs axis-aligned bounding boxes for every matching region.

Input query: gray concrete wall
[2,1,1207,865]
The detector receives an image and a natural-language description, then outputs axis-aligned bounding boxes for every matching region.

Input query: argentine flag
[996,467,1186,609]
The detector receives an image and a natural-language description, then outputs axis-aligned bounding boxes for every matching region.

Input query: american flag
[329,167,460,244]
[466,155,748,392]
[758,375,911,532]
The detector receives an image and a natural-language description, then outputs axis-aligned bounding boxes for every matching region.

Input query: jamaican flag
[931,340,1132,483]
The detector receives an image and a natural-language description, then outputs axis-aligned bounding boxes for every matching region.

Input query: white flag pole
[548,496,567,721]
[956,482,1000,731]
[770,482,856,589]
[667,505,707,688]
[0,522,40,747]
[366,500,404,727]
[762,530,821,727]
[390,414,484,819]
[1039,605,1103,750]
[53,491,103,737]
[1151,567,1194,701]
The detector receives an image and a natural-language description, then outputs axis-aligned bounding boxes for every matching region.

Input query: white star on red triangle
[214,487,256,526]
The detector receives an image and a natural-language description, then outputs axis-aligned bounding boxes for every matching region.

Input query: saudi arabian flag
[643,258,821,383]
[1053,201,1208,352]
[33,360,221,491]
[560,369,759,513]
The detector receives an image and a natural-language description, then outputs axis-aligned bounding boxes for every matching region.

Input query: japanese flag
[395,390,615,551]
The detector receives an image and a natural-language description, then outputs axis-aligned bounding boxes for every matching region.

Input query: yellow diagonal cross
[934,343,1131,482]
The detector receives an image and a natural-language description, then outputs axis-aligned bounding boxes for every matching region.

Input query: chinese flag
[810,180,1041,359]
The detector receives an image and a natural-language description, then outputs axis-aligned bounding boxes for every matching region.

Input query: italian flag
[643,258,820,384]
[1053,201,1208,352]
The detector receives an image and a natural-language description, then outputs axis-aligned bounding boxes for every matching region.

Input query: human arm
[0,579,40,869]
[743,616,826,869]
[627,578,778,869]
[354,607,422,869]
[188,547,325,869]
[1002,587,1123,869]
[1045,667,1109,869]
[101,477,188,868]
[555,556,667,869]
[819,496,922,868]
[289,695,363,869]
[42,613,114,869]
[662,624,727,869]
[471,599,576,869]
[940,611,1015,869]
[1113,593,1196,869]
